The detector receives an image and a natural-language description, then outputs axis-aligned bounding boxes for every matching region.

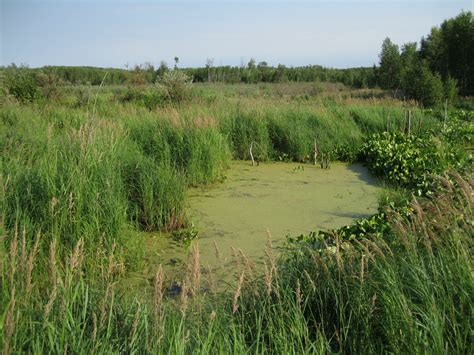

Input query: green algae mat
[126,161,380,290]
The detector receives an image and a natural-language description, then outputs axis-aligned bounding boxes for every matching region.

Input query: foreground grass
[1,173,472,353]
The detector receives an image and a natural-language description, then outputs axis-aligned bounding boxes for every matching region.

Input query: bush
[155,70,193,105]
[142,89,165,110]
[36,71,63,99]
[3,65,41,103]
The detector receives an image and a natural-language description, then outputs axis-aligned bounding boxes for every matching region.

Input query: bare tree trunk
[250,141,255,166]
[313,139,318,165]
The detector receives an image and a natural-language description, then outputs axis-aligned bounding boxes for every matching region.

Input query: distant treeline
[185,64,378,88]
[14,63,376,89]
[1,11,472,104]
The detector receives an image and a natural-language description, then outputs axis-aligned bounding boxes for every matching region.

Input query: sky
[1,0,472,69]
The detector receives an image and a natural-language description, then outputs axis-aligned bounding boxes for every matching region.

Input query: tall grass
[1,173,472,353]
[1,104,230,252]
[1,84,462,353]
[1,92,439,251]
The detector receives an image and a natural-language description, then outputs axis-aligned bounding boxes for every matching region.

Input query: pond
[125,161,381,291]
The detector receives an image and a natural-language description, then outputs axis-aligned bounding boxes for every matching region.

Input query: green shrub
[155,70,193,105]
[3,65,41,103]
[362,132,442,195]
[142,89,165,110]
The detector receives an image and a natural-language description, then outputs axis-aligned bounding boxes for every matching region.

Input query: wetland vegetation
[1,10,473,354]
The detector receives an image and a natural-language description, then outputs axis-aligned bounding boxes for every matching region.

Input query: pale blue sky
[1,0,472,68]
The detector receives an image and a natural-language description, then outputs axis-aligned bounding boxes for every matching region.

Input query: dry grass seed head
[238,248,254,275]
[188,243,201,296]
[232,270,245,314]
[230,246,241,270]
[50,196,59,215]
[360,254,365,283]
[153,265,164,320]
[3,287,17,355]
[99,285,112,326]
[21,226,27,266]
[206,264,215,294]
[70,237,84,276]
[44,239,58,320]
[264,261,273,296]
[129,306,141,341]
[303,269,316,293]
[25,231,41,296]
[295,279,303,307]
[92,312,98,342]
[9,226,19,287]
[451,171,472,206]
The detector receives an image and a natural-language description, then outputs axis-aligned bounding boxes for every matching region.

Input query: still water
[125,161,380,291]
